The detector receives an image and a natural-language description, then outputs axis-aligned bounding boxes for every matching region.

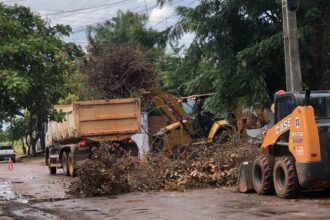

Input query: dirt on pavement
[0,158,70,201]
[1,158,330,219]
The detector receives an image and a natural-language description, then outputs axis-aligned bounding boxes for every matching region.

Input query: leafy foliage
[82,10,165,99]
[0,3,82,154]
[8,117,27,142]
[158,46,219,97]
[158,0,330,113]
[87,10,166,59]
[0,3,81,120]
[58,71,87,103]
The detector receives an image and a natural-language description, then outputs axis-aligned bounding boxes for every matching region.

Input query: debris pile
[158,142,259,191]
[69,142,259,197]
[82,45,156,99]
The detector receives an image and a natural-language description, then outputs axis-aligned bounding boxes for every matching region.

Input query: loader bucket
[237,161,254,193]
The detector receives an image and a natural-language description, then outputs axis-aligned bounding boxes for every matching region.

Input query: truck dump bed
[46,98,141,145]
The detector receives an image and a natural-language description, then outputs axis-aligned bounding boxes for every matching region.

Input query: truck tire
[68,152,76,178]
[120,142,139,157]
[273,156,300,198]
[49,167,57,175]
[11,157,16,163]
[62,152,69,176]
[252,155,274,194]
[45,147,49,166]
[128,144,139,157]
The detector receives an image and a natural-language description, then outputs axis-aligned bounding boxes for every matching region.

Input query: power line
[2,0,198,46]
[1,0,27,2]
[47,0,137,16]
[46,0,147,28]
[71,0,197,33]
[49,3,158,24]
[70,3,158,33]
[149,0,197,29]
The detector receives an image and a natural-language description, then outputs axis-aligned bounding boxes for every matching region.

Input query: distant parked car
[0,145,16,163]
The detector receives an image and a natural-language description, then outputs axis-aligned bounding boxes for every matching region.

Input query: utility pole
[282,0,302,92]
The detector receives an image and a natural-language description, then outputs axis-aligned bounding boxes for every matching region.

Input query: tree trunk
[38,121,45,151]
[21,138,26,155]
[25,135,31,156]
[30,135,39,157]
[31,142,36,157]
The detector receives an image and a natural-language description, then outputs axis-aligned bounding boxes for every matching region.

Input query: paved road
[1,159,330,219]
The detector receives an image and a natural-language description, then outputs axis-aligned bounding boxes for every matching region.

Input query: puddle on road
[0,180,69,219]
[0,180,32,204]
[12,207,58,220]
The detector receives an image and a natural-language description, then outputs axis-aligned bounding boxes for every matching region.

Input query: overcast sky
[1,0,197,48]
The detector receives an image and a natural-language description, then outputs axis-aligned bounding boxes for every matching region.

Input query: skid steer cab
[239,91,330,198]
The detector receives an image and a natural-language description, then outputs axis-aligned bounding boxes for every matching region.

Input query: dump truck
[238,91,330,198]
[45,98,141,177]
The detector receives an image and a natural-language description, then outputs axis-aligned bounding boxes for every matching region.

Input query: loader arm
[142,88,190,124]
[141,88,195,141]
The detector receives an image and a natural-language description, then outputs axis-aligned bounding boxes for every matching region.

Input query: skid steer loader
[238,90,330,198]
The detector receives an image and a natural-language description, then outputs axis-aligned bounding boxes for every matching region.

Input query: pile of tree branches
[81,45,157,99]
[68,141,259,197]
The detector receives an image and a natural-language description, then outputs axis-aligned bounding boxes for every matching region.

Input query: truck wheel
[252,155,274,194]
[128,144,139,157]
[62,152,69,176]
[45,147,49,166]
[11,157,16,163]
[273,156,300,198]
[120,142,139,157]
[68,152,76,178]
[49,167,57,175]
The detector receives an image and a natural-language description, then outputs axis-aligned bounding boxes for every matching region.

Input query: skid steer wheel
[62,152,69,176]
[252,155,274,194]
[273,156,300,198]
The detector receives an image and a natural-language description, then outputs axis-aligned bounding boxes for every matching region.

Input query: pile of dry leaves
[69,141,259,197]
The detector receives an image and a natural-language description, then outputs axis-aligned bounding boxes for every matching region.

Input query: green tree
[59,70,87,104]
[0,3,82,155]
[0,129,10,143]
[158,0,330,113]
[7,117,28,154]
[157,45,218,97]
[87,10,166,58]
[82,10,164,100]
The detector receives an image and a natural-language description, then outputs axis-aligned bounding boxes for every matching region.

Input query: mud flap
[237,161,255,193]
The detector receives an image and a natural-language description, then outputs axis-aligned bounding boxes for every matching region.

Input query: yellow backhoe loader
[142,89,235,153]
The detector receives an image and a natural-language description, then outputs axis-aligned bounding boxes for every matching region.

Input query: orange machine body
[261,103,330,189]
[262,106,321,163]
